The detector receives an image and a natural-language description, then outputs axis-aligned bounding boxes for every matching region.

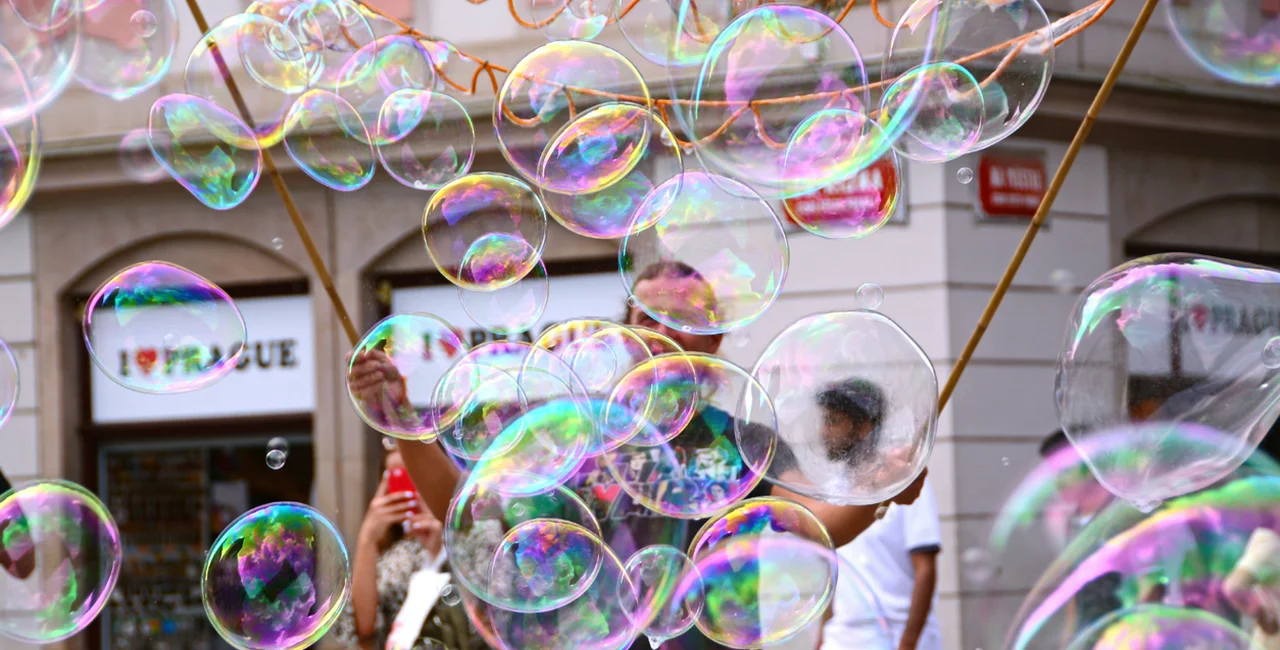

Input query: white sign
[389,272,627,404]
[91,295,316,423]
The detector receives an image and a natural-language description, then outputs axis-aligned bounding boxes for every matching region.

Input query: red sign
[783,156,899,230]
[978,153,1047,219]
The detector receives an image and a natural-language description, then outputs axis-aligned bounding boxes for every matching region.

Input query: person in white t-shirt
[823,476,942,650]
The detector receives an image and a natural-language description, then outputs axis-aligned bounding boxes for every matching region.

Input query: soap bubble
[76,0,176,100]
[84,261,247,394]
[0,0,79,126]
[271,237,284,250]
[337,34,439,135]
[782,122,902,240]
[202,502,350,650]
[884,0,1053,153]
[619,545,703,645]
[147,94,262,210]
[266,448,287,469]
[960,547,996,585]
[376,89,474,190]
[1056,254,1280,505]
[422,173,548,291]
[684,498,837,648]
[7,0,76,32]
[603,353,775,519]
[184,14,310,147]
[538,104,684,239]
[459,257,548,336]
[1264,336,1280,369]
[957,167,974,184]
[262,0,378,91]
[621,171,788,335]
[616,0,743,67]
[439,585,460,607]
[673,5,870,200]
[0,339,15,430]
[880,62,985,163]
[747,311,936,505]
[0,480,121,644]
[494,40,649,192]
[467,396,597,497]
[1049,268,1076,293]
[856,283,884,309]
[486,518,606,613]
[282,89,375,191]
[0,44,40,231]
[521,0,618,41]
[345,312,469,440]
[118,128,165,183]
[1168,0,1280,88]
[1067,605,1255,650]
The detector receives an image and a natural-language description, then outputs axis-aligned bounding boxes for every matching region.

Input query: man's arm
[398,441,461,523]
[900,550,938,650]
[773,469,928,547]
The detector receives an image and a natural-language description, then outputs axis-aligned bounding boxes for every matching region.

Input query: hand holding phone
[386,467,420,518]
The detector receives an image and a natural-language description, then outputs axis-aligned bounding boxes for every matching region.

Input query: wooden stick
[183,0,362,347]
[877,0,1162,521]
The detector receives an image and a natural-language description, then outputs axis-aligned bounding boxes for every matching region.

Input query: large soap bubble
[75,0,178,100]
[147,93,262,210]
[202,502,350,650]
[621,171,788,336]
[1067,605,1255,650]
[0,0,79,125]
[747,310,937,505]
[0,480,122,644]
[1167,0,1280,88]
[83,261,247,394]
[0,43,41,231]
[1056,254,1280,509]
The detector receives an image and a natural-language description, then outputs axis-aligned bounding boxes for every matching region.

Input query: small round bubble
[440,585,460,607]
[1263,337,1280,369]
[119,128,166,183]
[1049,268,1075,293]
[266,448,287,469]
[271,237,284,250]
[856,283,884,310]
[130,9,157,36]
[961,547,995,584]
[957,167,974,184]
[0,480,122,644]
[202,503,350,650]
[84,262,247,394]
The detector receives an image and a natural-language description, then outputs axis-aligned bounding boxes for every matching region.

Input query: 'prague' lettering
[117,338,300,377]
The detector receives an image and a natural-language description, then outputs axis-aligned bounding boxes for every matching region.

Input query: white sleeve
[903,478,941,553]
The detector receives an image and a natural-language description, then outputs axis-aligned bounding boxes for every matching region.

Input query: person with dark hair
[816,378,887,462]
[375,261,928,650]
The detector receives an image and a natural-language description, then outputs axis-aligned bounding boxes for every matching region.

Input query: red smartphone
[386,467,420,517]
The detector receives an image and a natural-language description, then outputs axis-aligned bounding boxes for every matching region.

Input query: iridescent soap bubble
[460,257,547,336]
[444,474,602,608]
[616,0,745,67]
[494,41,649,192]
[855,283,884,309]
[1168,0,1280,88]
[375,89,474,191]
[7,0,76,32]
[521,0,618,41]
[275,0,377,91]
[1265,336,1280,369]
[266,436,289,469]
[345,312,469,440]
[674,5,870,200]
[467,395,596,497]
[747,311,936,505]
[282,89,375,191]
[603,353,776,519]
[1066,605,1254,650]
[422,172,548,291]
[0,2,79,126]
[119,128,166,183]
[621,171,788,335]
[0,339,16,430]
[883,0,1054,153]
[337,34,438,141]
[202,502,349,650]
[619,545,703,647]
[0,480,121,644]
[147,94,262,210]
[435,363,528,461]
[957,167,974,184]
[539,104,683,240]
[83,262,247,394]
[536,101,650,196]
[684,498,837,648]
[76,0,176,100]
[880,62,985,163]
[486,518,606,613]
[185,14,311,147]
[1056,254,1280,506]
[0,46,40,231]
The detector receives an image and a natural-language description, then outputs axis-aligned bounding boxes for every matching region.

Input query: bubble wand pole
[878,0,1163,520]
[181,0,362,347]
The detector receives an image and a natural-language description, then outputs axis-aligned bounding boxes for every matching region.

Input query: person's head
[815,378,886,461]
[625,261,723,354]
[1040,429,1071,459]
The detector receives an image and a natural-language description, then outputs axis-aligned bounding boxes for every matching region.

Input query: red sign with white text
[978,153,1047,220]
[783,156,900,228]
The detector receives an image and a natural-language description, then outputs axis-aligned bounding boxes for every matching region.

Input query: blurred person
[333,440,483,650]
[820,381,940,650]
[1223,527,1280,648]
[365,260,928,650]
[0,466,34,580]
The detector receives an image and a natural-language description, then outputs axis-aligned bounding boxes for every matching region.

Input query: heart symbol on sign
[1192,304,1208,331]
[135,348,158,374]
[592,484,621,504]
